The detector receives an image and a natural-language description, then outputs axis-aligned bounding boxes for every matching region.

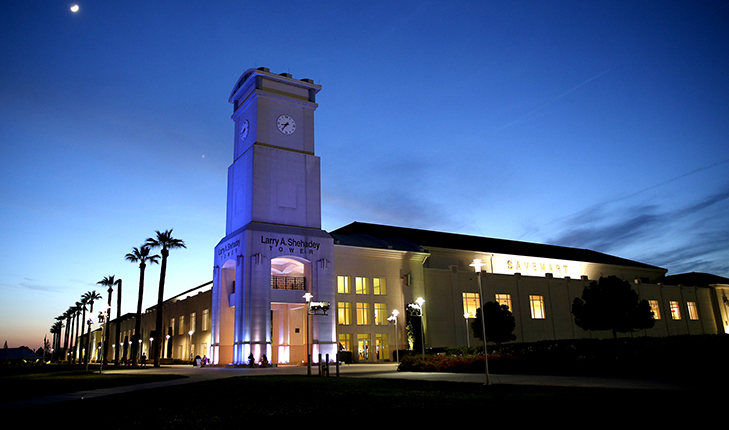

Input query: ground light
[470,258,490,385]
[464,312,471,348]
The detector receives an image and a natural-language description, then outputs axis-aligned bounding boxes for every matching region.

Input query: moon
[70,4,79,12]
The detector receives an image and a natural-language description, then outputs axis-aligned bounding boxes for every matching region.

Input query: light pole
[303,292,313,375]
[416,297,425,359]
[387,310,400,362]
[470,258,490,384]
[464,312,471,348]
[188,330,194,361]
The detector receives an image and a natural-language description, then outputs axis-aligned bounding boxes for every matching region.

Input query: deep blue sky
[2,1,728,348]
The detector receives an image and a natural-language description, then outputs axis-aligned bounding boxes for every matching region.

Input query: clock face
[240,119,249,142]
[276,114,296,135]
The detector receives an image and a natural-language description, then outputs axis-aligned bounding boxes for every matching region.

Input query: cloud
[546,186,729,276]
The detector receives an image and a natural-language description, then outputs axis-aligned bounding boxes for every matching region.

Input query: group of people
[193,355,209,367]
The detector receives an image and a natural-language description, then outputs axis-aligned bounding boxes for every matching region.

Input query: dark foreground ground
[1,365,720,426]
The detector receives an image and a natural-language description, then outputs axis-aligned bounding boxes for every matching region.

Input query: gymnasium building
[86,68,729,366]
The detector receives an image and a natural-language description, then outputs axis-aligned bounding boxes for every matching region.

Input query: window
[687,302,699,320]
[202,309,210,331]
[337,276,351,294]
[170,318,175,335]
[529,295,545,319]
[356,302,371,325]
[338,333,352,351]
[338,302,352,325]
[373,278,387,295]
[670,301,681,320]
[495,294,512,311]
[374,303,388,325]
[462,292,480,318]
[375,333,389,360]
[355,277,369,294]
[649,300,661,319]
[178,316,185,335]
[190,312,196,333]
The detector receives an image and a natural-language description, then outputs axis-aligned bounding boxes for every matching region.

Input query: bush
[397,334,729,381]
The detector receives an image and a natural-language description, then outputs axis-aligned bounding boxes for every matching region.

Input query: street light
[188,330,194,361]
[416,297,425,359]
[464,312,471,348]
[470,258,490,385]
[387,309,400,362]
[303,293,313,375]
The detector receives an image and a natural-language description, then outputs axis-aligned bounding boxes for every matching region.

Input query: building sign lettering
[261,235,321,254]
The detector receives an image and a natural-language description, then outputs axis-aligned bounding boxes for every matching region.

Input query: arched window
[270,257,306,290]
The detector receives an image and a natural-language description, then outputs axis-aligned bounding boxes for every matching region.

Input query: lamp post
[470,258,490,385]
[416,297,425,359]
[85,317,94,371]
[303,293,313,375]
[464,312,471,348]
[387,310,399,363]
[188,330,194,361]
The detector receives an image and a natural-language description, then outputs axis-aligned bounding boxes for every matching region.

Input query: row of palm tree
[50,229,185,367]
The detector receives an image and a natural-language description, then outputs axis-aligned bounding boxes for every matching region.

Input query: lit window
[670,301,681,320]
[649,300,661,319]
[355,277,369,294]
[190,312,196,333]
[687,302,699,320]
[338,302,352,325]
[338,333,352,351]
[337,276,351,294]
[374,278,387,295]
[202,309,209,331]
[170,318,175,335]
[495,294,512,311]
[374,303,387,325]
[529,295,545,319]
[462,292,480,318]
[356,302,371,325]
[178,316,185,335]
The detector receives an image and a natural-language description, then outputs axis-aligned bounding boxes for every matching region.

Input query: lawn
[5,371,718,425]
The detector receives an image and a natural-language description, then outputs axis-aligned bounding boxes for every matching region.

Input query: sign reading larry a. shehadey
[259,234,322,255]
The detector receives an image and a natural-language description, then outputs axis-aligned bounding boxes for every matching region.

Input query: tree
[78,295,90,362]
[146,229,186,367]
[471,301,517,345]
[82,290,102,363]
[126,245,160,367]
[571,275,655,339]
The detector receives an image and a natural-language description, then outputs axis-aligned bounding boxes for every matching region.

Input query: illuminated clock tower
[211,67,335,366]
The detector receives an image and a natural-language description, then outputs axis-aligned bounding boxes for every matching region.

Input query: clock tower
[211,68,335,366]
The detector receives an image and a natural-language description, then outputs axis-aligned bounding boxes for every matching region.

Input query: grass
[0,366,184,403]
[3,368,719,425]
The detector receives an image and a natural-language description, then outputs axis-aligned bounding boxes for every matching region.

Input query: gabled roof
[330,221,663,270]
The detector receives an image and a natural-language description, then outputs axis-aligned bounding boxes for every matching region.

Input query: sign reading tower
[210,68,335,366]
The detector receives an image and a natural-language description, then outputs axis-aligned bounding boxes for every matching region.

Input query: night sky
[2,1,728,349]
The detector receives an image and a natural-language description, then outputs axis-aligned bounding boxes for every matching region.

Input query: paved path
[0,363,691,410]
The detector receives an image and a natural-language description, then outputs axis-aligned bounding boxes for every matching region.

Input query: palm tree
[84,289,103,363]
[113,278,123,365]
[96,276,118,363]
[50,319,64,362]
[126,245,160,367]
[62,309,72,361]
[146,229,186,367]
[73,301,83,362]
[78,295,90,362]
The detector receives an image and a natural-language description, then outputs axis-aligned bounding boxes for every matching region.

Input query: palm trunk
[80,308,87,363]
[154,249,169,367]
[133,262,146,367]
[115,280,122,365]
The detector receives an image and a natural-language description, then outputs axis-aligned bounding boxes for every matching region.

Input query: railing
[271,276,306,291]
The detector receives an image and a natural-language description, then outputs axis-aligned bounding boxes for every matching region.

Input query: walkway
[0,363,691,410]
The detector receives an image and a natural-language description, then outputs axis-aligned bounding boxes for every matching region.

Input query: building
[92,68,729,365]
